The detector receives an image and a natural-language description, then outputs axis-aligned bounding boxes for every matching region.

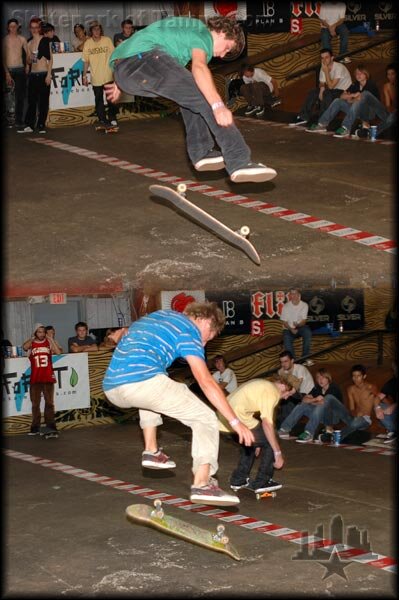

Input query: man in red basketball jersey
[23,323,62,435]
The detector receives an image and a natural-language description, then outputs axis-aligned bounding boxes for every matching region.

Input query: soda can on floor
[370,125,377,141]
[333,430,341,446]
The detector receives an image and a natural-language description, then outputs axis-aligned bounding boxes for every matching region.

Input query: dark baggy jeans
[240,81,274,107]
[25,72,50,129]
[8,67,26,125]
[93,83,118,123]
[113,50,251,174]
[230,423,274,487]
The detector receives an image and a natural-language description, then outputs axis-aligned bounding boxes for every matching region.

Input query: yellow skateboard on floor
[126,500,240,560]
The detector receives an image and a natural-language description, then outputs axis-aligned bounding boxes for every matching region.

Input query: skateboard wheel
[177,183,187,194]
[240,226,250,237]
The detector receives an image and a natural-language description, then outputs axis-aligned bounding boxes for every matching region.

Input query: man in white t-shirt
[212,355,238,394]
[239,64,281,117]
[276,349,315,426]
[290,48,352,126]
[319,2,350,62]
[280,289,313,363]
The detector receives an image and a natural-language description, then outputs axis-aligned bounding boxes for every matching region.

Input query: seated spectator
[99,328,119,350]
[280,288,313,364]
[113,19,134,47]
[240,63,281,117]
[73,24,88,51]
[212,355,238,394]
[355,63,397,140]
[318,364,380,443]
[290,48,352,127]
[68,321,98,353]
[374,361,397,444]
[318,2,350,63]
[227,73,245,106]
[306,64,381,136]
[218,376,297,494]
[45,325,63,353]
[276,350,315,426]
[277,368,343,442]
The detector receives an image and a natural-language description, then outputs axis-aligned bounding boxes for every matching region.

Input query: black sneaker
[245,105,259,116]
[246,479,282,493]
[270,97,282,108]
[194,149,226,172]
[289,115,307,127]
[255,107,265,117]
[317,430,333,444]
[383,432,396,444]
[230,478,249,491]
[230,162,277,183]
[28,427,40,436]
[354,127,370,139]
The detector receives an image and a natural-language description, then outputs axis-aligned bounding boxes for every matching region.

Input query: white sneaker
[110,120,118,127]
[17,126,33,133]
[190,477,239,506]
[194,150,226,171]
[141,448,176,469]
[230,162,277,183]
[277,429,290,439]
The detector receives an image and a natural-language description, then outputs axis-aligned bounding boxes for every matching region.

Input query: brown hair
[271,375,295,391]
[316,368,333,383]
[183,301,225,334]
[355,64,370,79]
[88,20,103,36]
[207,16,243,46]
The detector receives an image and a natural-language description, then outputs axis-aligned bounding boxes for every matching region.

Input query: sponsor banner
[204,1,247,20]
[160,290,206,312]
[2,353,90,417]
[290,1,396,30]
[245,2,292,32]
[250,289,365,330]
[50,53,94,110]
[206,292,252,335]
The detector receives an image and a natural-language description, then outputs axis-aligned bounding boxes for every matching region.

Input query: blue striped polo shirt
[103,310,204,391]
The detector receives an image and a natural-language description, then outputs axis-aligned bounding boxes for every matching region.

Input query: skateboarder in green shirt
[105,16,277,184]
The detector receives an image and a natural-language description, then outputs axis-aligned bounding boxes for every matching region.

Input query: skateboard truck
[256,491,277,500]
[151,499,165,520]
[212,524,230,546]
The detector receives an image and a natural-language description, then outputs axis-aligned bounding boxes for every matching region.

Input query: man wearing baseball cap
[23,323,62,435]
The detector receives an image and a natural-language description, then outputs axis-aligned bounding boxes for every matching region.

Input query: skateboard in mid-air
[95,123,119,134]
[40,426,59,439]
[149,183,260,265]
[126,500,240,561]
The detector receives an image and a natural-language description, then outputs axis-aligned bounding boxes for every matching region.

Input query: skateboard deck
[95,124,118,133]
[149,184,260,265]
[40,426,59,439]
[126,501,240,561]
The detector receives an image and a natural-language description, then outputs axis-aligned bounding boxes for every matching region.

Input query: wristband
[211,101,224,111]
[274,450,282,456]
[229,417,240,427]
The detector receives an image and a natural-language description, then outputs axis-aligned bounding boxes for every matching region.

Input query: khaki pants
[30,382,55,429]
[105,374,219,476]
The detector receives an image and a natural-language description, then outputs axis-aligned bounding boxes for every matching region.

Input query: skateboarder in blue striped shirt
[103,302,254,506]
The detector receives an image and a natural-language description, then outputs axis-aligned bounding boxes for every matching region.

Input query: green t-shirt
[110,17,213,68]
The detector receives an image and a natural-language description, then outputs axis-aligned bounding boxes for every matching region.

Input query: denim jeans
[114,50,251,173]
[320,24,349,55]
[378,401,397,433]
[283,325,311,359]
[93,83,118,123]
[300,87,343,121]
[279,401,325,436]
[230,423,274,487]
[323,395,352,427]
[340,415,371,441]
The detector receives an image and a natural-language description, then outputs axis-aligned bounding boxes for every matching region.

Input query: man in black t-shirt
[113,19,134,47]
[68,321,98,353]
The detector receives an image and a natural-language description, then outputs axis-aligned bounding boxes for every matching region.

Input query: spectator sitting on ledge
[68,321,98,353]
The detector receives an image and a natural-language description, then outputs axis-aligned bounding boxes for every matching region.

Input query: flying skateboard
[95,123,119,134]
[40,426,59,439]
[149,183,260,265]
[126,500,240,561]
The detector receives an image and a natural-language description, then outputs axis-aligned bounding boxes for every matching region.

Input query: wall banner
[2,353,90,417]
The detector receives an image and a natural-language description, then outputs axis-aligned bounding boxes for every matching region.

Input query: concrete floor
[5,113,395,295]
[4,421,396,597]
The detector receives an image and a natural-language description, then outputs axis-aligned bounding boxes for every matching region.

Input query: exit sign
[49,292,67,304]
